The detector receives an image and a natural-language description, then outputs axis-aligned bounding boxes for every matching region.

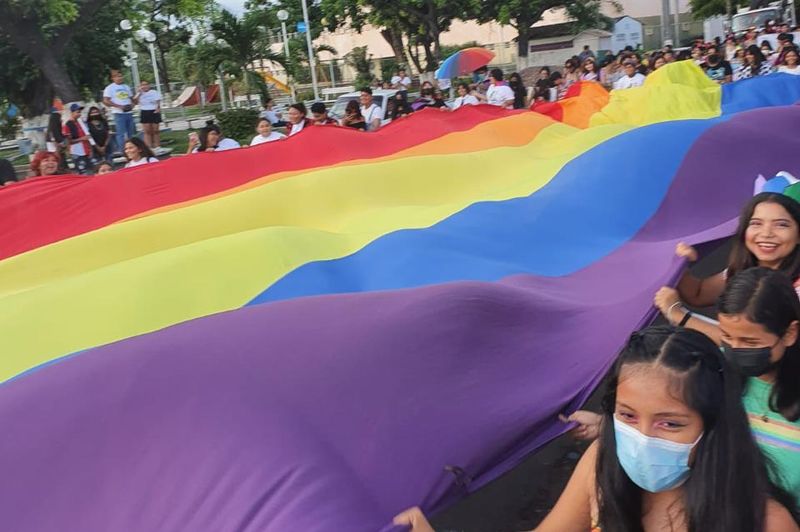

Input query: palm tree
[286,38,339,84]
[174,41,227,106]
[211,9,286,100]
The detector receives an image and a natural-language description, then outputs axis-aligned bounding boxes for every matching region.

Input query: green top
[742,377,800,504]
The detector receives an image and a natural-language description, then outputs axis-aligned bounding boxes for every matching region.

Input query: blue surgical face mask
[614,417,702,493]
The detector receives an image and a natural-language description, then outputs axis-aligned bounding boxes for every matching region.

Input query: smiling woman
[654,192,800,344]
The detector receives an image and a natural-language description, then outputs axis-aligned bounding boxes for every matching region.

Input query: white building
[612,16,644,52]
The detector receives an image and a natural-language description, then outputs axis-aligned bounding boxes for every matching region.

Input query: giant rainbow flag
[2,63,800,531]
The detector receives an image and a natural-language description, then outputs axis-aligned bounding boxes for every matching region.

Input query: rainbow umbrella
[434,47,495,79]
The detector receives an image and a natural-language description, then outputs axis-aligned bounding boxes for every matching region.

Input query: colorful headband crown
[753,171,800,198]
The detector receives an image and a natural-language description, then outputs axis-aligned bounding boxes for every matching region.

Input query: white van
[329,89,399,126]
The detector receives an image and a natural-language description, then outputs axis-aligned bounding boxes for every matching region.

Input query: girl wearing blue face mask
[393,326,799,532]
[718,267,800,502]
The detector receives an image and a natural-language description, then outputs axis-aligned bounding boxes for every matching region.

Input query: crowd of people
[4,23,799,184]
[532,28,799,102]
[394,188,800,530]
[13,69,166,180]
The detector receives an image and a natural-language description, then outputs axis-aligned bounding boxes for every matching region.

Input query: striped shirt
[743,377,800,503]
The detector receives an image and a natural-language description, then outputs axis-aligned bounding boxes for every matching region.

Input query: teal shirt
[742,377,800,504]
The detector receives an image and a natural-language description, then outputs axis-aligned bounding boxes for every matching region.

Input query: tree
[0,1,130,116]
[0,0,112,104]
[211,10,286,99]
[345,46,375,88]
[321,0,478,72]
[136,0,215,89]
[477,0,617,69]
[284,39,338,84]
[173,40,226,103]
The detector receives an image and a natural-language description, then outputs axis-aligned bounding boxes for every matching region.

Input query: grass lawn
[159,129,191,155]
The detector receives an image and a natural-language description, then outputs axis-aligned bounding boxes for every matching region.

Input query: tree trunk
[405,40,423,74]
[419,35,436,72]
[380,28,408,66]
[25,46,81,102]
[516,16,533,68]
[158,45,171,89]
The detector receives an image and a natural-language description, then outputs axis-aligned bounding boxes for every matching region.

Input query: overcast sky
[216,0,246,15]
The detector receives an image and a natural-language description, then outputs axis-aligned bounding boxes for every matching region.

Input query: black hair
[719,268,800,421]
[344,99,362,117]
[310,101,327,114]
[47,111,64,144]
[0,157,16,183]
[390,92,412,120]
[761,40,774,52]
[86,106,107,125]
[490,68,503,81]
[197,121,222,152]
[596,325,799,531]
[727,193,800,281]
[359,87,372,95]
[420,88,433,97]
[289,102,307,115]
[746,44,767,74]
[778,32,795,43]
[457,81,470,91]
[124,137,155,160]
[256,117,271,127]
[94,161,113,174]
[549,71,562,82]
[539,66,551,75]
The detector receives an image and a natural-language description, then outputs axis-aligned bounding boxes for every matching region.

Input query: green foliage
[214,108,259,145]
[380,58,400,83]
[211,9,285,94]
[0,1,127,115]
[0,115,20,140]
[345,46,374,88]
[478,0,616,58]
[174,41,225,90]
[440,41,480,60]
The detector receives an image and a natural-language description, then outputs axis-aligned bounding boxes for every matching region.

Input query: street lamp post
[136,29,163,99]
[300,0,320,101]
[119,20,140,87]
[276,10,297,101]
[277,10,291,60]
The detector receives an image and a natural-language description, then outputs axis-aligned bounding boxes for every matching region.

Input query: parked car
[329,89,398,126]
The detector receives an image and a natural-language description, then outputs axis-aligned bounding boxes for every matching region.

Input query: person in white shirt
[136,80,162,151]
[485,68,515,108]
[359,88,382,131]
[778,47,800,75]
[250,118,286,145]
[613,61,647,90]
[102,70,138,154]
[390,68,412,92]
[452,82,479,109]
[123,138,159,168]
[259,98,283,126]
[187,121,241,153]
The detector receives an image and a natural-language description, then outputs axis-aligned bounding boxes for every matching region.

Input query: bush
[214,108,260,146]
[0,113,19,140]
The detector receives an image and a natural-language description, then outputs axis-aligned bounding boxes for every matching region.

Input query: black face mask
[720,341,778,377]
